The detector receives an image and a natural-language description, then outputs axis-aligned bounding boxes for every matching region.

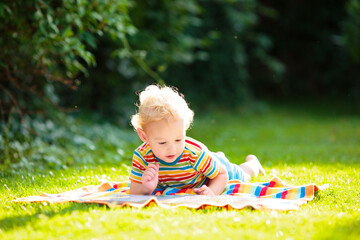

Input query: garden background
[0,0,359,239]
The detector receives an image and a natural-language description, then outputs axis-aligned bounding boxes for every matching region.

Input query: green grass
[1,102,360,239]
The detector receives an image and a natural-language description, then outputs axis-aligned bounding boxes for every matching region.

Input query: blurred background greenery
[0,0,359,169]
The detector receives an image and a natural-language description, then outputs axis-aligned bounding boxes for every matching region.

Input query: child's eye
[159,142,166,145]
[176,139,182,142]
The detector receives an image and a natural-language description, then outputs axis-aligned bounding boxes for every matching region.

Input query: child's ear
[136,128,147,142]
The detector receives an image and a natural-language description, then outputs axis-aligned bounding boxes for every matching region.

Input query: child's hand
[193,185,215,195]
[141,163,159,193]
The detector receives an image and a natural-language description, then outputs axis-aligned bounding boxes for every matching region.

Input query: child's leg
[239,155,265,182]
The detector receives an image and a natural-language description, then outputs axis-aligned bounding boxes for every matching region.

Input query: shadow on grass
[0,202,108,232]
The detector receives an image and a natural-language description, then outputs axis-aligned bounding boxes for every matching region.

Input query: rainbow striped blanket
[13,177,327,211]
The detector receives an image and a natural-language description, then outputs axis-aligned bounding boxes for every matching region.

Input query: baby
[129,85,265,195]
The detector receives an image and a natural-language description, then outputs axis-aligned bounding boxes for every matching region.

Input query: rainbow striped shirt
[129,137,222,189]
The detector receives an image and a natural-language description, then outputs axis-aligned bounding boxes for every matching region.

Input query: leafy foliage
[0,0,135,121]
[343,0,360,63]
[164,0,284,105]
[74,0,283,115]
[0,110,139,170]
[0,0,140,167]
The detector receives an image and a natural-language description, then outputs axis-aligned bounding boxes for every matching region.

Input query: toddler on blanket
[129,85,265,195]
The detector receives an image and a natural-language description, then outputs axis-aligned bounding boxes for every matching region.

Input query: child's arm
[194,166,228,195]
[129,181,154,195]
[129,163,159,195]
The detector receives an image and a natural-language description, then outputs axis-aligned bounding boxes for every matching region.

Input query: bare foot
[245,154,266,175]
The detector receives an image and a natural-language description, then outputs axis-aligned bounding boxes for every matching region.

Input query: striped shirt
[129,137,222,189]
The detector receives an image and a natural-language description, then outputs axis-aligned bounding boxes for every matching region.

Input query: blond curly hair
[131,85,194,130]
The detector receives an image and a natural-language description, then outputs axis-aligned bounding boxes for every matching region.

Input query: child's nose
[169,144,176,152]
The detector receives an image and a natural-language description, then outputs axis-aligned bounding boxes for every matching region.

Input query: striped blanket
[13,177,327,211]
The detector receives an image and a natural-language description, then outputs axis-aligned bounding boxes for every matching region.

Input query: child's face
[138,118,186,163]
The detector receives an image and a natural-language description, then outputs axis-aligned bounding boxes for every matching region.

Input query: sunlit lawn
[1,101,359,239]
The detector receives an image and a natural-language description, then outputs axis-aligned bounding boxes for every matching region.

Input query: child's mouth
[166,155,175,159]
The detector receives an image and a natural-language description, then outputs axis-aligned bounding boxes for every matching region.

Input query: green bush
[0,110,138,170]
[0,0,139,167]
[76,0,282,114]
[0,0,135,121]
[343,0,360,63]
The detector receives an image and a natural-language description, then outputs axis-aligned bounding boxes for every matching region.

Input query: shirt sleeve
[129,150,148,183]
[193,150,221,179]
